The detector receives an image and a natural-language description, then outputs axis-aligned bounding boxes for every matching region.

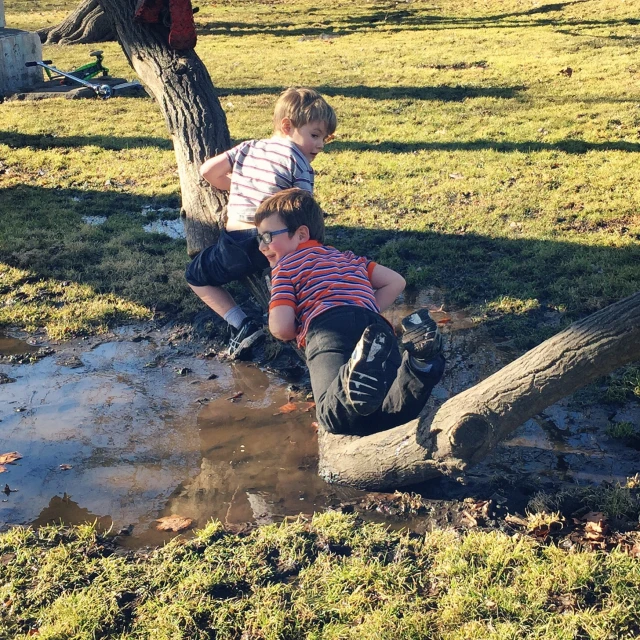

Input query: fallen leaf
[449,172,464,179]
[300,402,316,413]
[505,513,528,527]
[59,464,73,471]
[460,510,478,527]
[0,466,6,474]
[226,391,243,401]
[156,515,194,532]
[0,452,22,465]
[275,402,297,415]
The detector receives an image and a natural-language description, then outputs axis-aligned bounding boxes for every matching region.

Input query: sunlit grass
[1,512,639,638]
[1,0,639,343]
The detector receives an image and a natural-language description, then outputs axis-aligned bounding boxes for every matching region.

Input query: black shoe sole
[401,310,442,360]
[345,325,392,416]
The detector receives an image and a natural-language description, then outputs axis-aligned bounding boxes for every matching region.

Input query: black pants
[304,306,445,436]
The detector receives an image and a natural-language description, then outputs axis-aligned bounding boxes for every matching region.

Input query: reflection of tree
[163,367,362,526]
[31,494,112,531]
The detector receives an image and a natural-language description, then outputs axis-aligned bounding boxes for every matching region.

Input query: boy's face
[286,120,329,164]
[257,215,304,267]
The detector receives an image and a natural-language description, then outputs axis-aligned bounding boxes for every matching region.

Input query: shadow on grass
[198,0,637,38]
[0,130,173,151]
[215,84,528,102]
[0,184,191,316]
[328,138,640,154]
[2,185,639,347]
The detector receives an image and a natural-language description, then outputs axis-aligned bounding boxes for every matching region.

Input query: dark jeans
[305,306,445,436]
[185,228,269,287]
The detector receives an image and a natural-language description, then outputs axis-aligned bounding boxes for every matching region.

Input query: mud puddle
[0,293,638,547]
[0,328,364,547]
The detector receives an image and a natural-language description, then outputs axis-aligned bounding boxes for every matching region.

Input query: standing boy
[254,189,445,436]
[186,88,337,358]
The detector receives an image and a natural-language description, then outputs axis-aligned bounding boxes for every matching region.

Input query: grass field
[1,2,640,636]
[2,512,640,639]
[2,0,639,342]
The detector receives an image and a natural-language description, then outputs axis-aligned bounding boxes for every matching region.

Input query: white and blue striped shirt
[225,138,314,223]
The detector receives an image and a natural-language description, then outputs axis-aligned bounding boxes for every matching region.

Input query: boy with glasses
[255,188,445,436]
[186,88,337,359]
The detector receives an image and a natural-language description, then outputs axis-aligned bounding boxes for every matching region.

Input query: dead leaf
[59,464,73,471]
[226,391,243,401]
[0,466,6,474]
[505,513,528,527]
[275,402,297,415]
[449,172,464,179]
[156,515,194,532]
[460,510,478,527]
[300,402,316,412]
[0,452,22,465]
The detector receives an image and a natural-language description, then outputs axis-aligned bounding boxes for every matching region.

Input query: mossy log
[318,291,640,490]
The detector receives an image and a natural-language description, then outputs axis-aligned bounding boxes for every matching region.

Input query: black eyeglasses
[257,228,289,245]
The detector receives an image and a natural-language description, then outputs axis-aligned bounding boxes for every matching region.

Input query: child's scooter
[25,55,142,99]
[26,59,114,99]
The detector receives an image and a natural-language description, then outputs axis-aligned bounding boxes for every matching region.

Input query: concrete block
[0,28,43,98]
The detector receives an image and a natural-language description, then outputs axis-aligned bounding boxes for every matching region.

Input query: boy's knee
[185,251,210,287]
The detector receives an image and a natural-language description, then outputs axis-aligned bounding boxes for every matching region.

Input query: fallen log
[318,291,640,490]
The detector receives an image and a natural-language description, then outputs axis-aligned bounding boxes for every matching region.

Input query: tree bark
[38,0,115,45]
[318,291,640,490]
[98,0,229,255]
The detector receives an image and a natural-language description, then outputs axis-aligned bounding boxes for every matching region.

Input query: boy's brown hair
[273,87,337,136]
[255,188,325,243]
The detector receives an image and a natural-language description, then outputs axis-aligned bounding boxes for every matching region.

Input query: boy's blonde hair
[273,87,337,135]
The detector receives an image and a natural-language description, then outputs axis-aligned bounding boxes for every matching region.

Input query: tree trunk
[319,291,640,490]
[38,0,115,45]
[98,0,229,255]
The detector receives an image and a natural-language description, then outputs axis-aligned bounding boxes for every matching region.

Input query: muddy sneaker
[344,325,392,416]
[227,319,264,360]
[401,308,442,361]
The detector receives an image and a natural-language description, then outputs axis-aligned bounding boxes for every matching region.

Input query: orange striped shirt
[269,240,379,347]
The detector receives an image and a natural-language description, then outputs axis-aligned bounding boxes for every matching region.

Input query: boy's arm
[199,153,232,191]
[370,264,406,312]
[269,306,297,342]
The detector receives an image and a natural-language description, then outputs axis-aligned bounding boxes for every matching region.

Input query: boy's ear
[296,225,310,242]
[280,117,292,135]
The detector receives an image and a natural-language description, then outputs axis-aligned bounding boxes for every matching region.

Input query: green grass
[1,512,639,639]
[2,0,640,340]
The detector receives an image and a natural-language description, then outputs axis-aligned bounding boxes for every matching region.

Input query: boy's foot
[344,325,392,416]
[227,319,264,360]
[401,309,442,361]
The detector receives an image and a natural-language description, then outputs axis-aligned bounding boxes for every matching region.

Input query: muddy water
[0,330,363,547]
[1,294,638,547]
